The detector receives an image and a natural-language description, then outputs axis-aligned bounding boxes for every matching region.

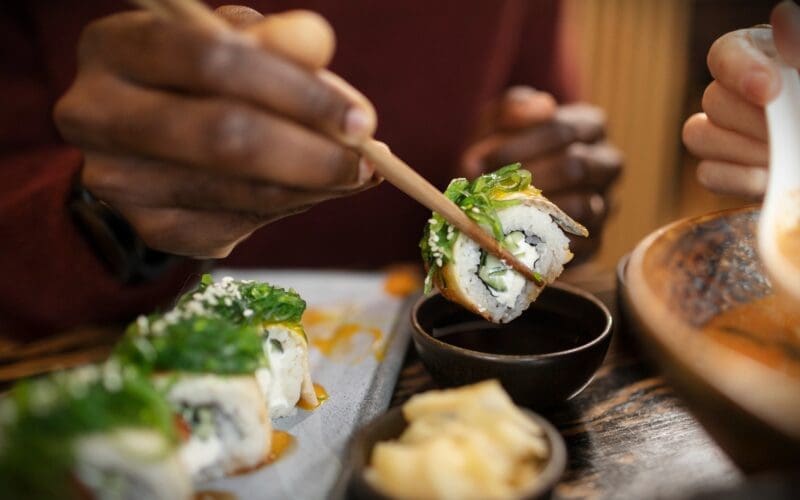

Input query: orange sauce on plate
[383,265,422,297]
[195,492,236,500]
[702,295,800,378]
[268,430,295,464]
[298,383,329,411]
[311,323,385,361]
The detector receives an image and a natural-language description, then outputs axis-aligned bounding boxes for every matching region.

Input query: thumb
[245,10,336,70]
[772,0,800,69]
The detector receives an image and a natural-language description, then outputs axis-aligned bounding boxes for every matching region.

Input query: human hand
[55,6,379,259]
[461,86,622,260]
[682,0,800,198]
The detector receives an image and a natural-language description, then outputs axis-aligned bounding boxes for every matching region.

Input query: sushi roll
[0,362,190,500]
[174,275,318,417]
[421,163,588,323]
[116,315,272,482]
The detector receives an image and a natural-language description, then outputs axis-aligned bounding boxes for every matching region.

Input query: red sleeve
[507,0,579,103]
[0,4,196,340]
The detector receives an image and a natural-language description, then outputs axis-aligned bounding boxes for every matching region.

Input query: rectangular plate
[202,269,413,499]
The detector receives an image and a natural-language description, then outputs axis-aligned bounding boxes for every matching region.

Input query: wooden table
[390,276,742,500]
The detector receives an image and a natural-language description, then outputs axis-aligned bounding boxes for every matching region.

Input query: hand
[55,6,380,259]
[461,86,622,260]
[682,0,800,198]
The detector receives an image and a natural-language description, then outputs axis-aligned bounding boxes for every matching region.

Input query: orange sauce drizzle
[194,492,236,500]
[311,323,385,361]
[298,383,329,411]
[302,308,336,327]
[383,265,422,297]
[267,430,295,464]
[702,295,800,378]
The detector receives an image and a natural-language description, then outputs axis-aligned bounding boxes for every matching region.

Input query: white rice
[256,325,309,418]
[166,375,271,482]
[73,428,191,500]
[451,204,571,323]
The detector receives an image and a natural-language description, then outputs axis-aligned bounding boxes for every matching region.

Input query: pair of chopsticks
[130,0,543,286]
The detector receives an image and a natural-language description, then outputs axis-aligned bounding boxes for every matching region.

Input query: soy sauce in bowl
[411,283,612,408]
[433,313,587,356]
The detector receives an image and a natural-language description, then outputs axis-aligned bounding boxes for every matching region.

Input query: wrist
[68,183,180,284]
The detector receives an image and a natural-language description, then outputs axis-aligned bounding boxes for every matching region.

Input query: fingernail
[344,107,372,140]
[743,69,780,104]
[358,156,375,184]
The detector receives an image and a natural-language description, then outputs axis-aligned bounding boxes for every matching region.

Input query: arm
[0,5,196,338]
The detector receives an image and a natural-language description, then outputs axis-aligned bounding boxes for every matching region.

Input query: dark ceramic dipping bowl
[411,282,612,408]
[348,406,567,500]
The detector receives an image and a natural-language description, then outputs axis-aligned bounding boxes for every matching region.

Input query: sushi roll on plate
[421,163,588,323]
[0,362,190,500]
[116,315,272,482]
[174,275,319,417]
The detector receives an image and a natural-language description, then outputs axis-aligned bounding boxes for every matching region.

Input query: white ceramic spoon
[758,39,800,302]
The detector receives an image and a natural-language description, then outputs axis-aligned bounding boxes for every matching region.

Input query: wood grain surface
[391,280,743,500]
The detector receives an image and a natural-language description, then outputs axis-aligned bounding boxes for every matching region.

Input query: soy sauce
[432,309,587,355]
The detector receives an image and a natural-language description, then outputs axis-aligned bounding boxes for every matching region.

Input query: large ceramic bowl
[623,206,800,471]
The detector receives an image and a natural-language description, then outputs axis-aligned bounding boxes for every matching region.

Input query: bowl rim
[625,204,800,441]
[350,405,568,500]
[410,281,613,362]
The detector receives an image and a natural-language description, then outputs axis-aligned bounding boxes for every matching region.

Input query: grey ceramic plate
[201,270,414,499]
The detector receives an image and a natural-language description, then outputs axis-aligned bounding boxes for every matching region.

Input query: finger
[81,152,355,216]
[702,81,768,141]
[482,118,604,171]
[497,86,557,130]
[554,104,608,142]
[707,28,781,106]
[682,113,768,166]
[523,142,622,194]
[119,205,268,259]
[696,160,768,198]
[215,5,263,28]
[57,73,366,190]
[80,12,374,144]
[466,124,580,172]
[548,191,608,234]
[773,1,800,68]
[461,103,606,175]
[246,10,336,70]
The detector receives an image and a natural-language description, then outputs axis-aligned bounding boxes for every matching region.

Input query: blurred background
[561,0,776,270]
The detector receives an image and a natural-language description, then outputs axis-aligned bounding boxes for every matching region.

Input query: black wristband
[68,185,178,284]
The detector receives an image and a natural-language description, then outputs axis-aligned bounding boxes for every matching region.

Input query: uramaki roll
[421,164,588,323]
[116,315,273,482]
[175,275,318,417]
[0,362,191,500]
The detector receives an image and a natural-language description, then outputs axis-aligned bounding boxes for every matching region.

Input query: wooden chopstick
[129,0,544,286]
[358,142,543,283]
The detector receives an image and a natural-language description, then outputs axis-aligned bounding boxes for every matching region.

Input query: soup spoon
[757,36,800,302]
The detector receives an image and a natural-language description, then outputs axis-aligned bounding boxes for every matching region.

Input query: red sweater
[0,0,574,337]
